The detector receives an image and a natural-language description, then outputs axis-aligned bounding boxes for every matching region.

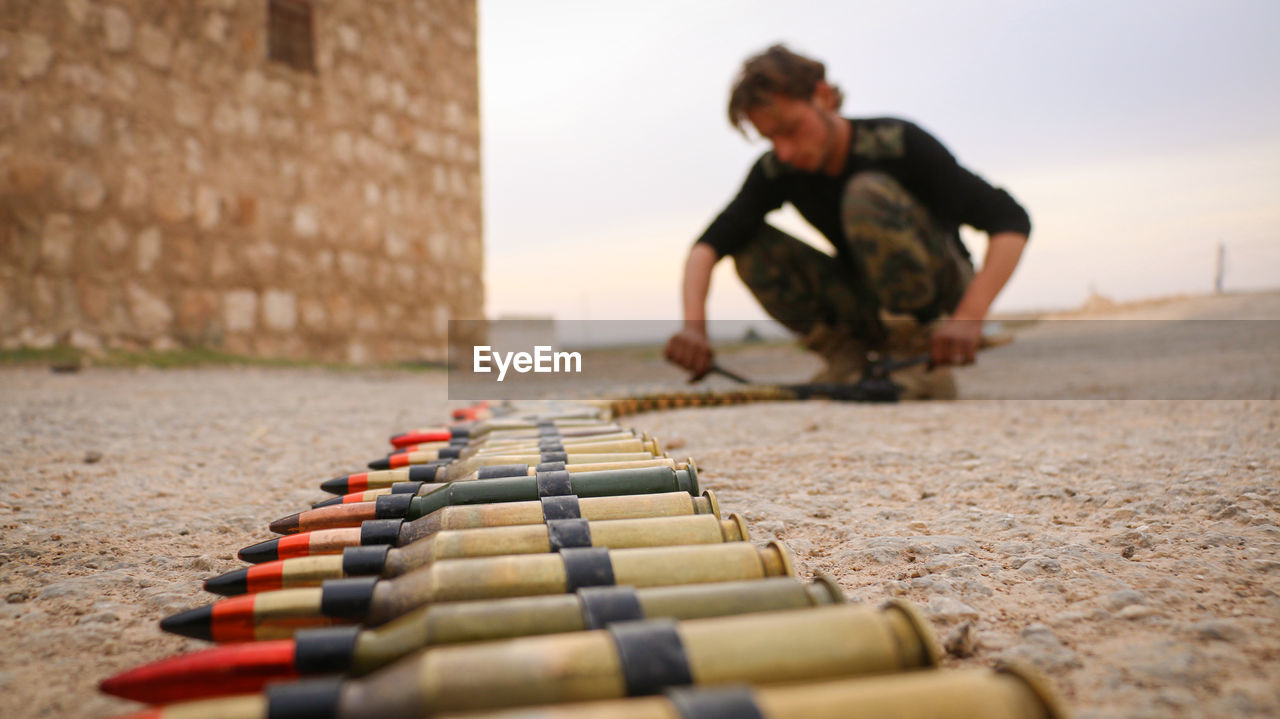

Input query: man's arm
[664,243,719,378]
[931,231,1027,365]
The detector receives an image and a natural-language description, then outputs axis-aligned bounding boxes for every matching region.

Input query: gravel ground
[0,292,1277,719]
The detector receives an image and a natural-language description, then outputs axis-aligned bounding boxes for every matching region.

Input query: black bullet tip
[367,458,391,470]
[312,496,343,509]
[159,604,214,641]
[238,537,281,564]
[203,567,249,596]
[319,475,350,495]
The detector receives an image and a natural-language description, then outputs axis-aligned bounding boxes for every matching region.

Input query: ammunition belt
[100,399,1067,719]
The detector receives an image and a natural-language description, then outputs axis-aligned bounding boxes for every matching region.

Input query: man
[664,45,1030,398]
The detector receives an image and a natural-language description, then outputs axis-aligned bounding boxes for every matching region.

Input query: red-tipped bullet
[389,428,452,448]
[320,472,371,495]
[319,465,441,496]
[235,527,363,565]
[238,533,316,564]
[452,401,491,421]
[161,586,354,642]
[99,640,299,704]
[310,489,390,510]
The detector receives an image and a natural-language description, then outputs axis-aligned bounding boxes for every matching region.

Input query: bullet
[389,415,613,448]
[138,601,934,718]
[437,441,662,478]
[212,513,748,594]
[385,428,638,464]
[450,401,491,422]
[430,661,1067,719]
[320,466,443,496]
[391,423,631,455]
[371,445,660,472]
[260,489,717,563]
[235,488,727,578]
[104,576,840,704]
[162,541,793,642]
[312,457,683,509]
[272,464,699,534]
[467,432,643,456]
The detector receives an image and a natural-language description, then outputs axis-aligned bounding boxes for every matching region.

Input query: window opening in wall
[267,0,316,73]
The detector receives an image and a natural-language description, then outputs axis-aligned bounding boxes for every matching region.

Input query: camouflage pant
[732,172,973,346]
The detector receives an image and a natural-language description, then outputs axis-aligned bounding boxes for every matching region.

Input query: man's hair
[727,44,844,135]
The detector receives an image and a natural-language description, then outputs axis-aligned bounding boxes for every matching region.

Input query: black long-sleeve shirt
[696,117,1031,274]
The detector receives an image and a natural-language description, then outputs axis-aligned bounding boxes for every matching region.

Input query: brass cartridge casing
[442,443,663,479]
[470,432,644,455]
[222,542,794,640]
[415,450,659,475]
[404,432,644,463]
[467,423,625,442]
[444,457,682,485]
[392,513,748,570]
[438,661,1067,719]
[349,458,684,496]
[251,513,749,590]
[463,417,615,438]
[371,540,794,623]
[350,575,844,675]
[283,491,720,563]
[343,601,936,716]
[429,490,720,531]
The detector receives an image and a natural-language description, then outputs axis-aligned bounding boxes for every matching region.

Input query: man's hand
[665,327,715,380]
[930,317,983,366]
[933,231,1028,366]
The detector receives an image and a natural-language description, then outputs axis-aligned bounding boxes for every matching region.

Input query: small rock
[1124,641,1211,684]
[77,611,119,624]
[102,6,133,52]
[755,520,785,537]
[1014,556,1062,575]
[6,590,30,603]
[1190,619,1247,643]
[17,33,53,79]
[927,596,980,623]
[999,623,1082,671]
[1102,589,1146,611]
[1109,529,1152,548]
[84,450,103,464]
[1118,604,1159,620]
[143,591,191,611]
[1122,545,1137,559]
[37,578,90,599]
[943,620,977,657]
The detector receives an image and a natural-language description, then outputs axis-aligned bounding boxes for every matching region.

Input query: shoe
[879,312,958,400]
[800,324,868,384]
[892,363,957,400]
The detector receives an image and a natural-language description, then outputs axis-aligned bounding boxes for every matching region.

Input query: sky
[478,0,1280,322]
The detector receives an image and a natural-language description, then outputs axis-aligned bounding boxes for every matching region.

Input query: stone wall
[0,0,482,363]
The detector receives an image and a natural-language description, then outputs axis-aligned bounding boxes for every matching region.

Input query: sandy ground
[0,292,1277,719]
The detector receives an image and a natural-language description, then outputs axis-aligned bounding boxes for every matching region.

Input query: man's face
[746,93,838,173]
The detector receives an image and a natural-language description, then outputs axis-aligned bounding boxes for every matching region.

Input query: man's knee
[731,224,794,287]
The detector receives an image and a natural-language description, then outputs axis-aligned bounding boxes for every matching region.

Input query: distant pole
[1214,243,1225,295]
